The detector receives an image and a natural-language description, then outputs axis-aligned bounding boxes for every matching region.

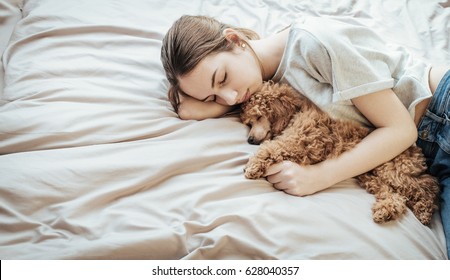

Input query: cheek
[232,56,261,86]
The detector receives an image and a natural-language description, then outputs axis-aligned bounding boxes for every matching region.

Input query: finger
[273,182,288,191]
[283,187,304,197]
[266,172,283,184]
[264,162,284,177]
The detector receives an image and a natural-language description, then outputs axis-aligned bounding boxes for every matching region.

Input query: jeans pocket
[418,114,438,142]
[436,116,450,155]
[417,114,439,159]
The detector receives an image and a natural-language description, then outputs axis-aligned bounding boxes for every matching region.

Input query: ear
[223,28,244,47]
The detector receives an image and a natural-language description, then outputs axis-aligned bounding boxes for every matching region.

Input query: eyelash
[205,72,227,102]
[219,72,227,86]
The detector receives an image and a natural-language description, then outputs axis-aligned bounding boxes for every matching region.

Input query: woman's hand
[177,94,232,120]
[265,161,331,196]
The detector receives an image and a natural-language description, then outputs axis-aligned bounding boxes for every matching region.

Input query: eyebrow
[200,69,217,102]
[200,69,218,102]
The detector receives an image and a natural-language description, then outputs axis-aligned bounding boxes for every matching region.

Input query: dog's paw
[244,160,265,179]
[371,194,407,223]
[411,202,436,226]
[416,212,433,226]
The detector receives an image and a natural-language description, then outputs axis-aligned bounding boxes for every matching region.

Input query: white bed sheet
[0,0,448,259]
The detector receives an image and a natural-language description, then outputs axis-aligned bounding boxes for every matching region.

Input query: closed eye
[204,72,226,103]
[245,121,252,128]
[219,72,227,86]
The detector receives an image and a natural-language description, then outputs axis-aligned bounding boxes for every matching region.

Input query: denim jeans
[416,70,450,259]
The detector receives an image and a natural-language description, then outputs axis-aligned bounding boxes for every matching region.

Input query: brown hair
[160,15,259,113]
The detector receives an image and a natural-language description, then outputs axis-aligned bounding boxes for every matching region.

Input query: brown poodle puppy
[240,81,440,225]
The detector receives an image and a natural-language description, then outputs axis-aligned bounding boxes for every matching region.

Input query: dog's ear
[283,85,304,111]
[265,84,306,135]
[273,90,301,117]
[268,97,297,135]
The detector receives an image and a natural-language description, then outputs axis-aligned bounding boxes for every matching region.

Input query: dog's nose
[248,136,257,145]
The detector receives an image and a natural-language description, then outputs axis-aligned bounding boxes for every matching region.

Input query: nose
[218,89,238,105]
[247,136,258,145]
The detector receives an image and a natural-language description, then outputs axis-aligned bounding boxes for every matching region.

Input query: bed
[0,0,448,260]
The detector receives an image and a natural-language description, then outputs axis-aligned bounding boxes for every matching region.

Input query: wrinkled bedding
[0,0,448,259]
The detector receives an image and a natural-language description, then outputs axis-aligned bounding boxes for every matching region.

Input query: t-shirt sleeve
[301,17,396,102]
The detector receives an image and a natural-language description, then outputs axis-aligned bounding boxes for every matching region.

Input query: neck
[246,44,266,81]
[249,27,290,80]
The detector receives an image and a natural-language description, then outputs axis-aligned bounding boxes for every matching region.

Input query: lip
[239,89,251,103]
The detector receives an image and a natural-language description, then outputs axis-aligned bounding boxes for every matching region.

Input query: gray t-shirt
[272,16,432,128]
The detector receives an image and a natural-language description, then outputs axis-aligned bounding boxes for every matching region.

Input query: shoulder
[283,18,333,76]
[294,16,384,50]
[286,16,351,56]
[286,18,328,56]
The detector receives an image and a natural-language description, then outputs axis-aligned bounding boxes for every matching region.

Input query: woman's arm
[177,95,233,120]
[265,88,418,196]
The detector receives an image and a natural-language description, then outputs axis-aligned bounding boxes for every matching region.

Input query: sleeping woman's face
[178,44,264,106]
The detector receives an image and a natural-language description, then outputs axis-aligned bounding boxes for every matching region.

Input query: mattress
[0,0,448,259]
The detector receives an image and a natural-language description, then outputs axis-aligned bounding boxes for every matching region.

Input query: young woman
[161,15,449,257]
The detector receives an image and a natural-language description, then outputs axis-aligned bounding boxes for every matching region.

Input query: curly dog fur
[240,81,440,225]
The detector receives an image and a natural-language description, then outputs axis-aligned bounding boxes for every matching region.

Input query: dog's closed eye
[247,116,262,127]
